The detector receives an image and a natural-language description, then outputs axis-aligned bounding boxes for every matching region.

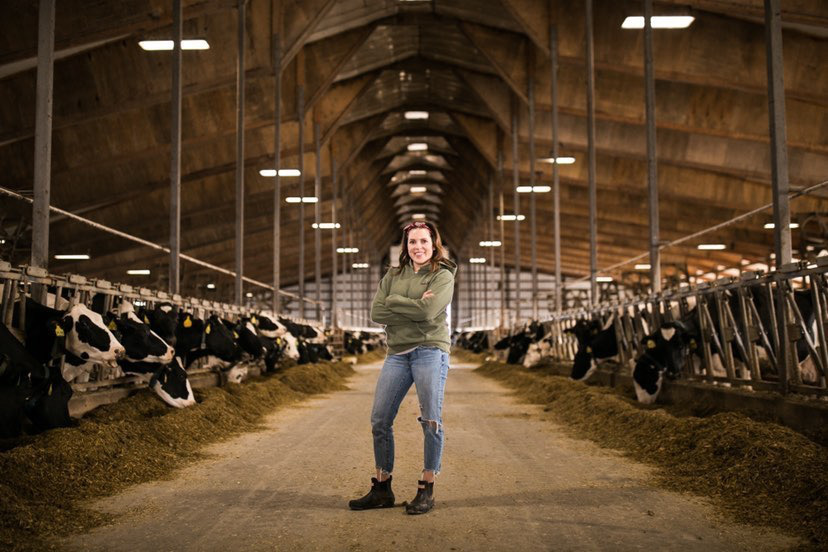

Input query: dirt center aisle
[65,360,796,552]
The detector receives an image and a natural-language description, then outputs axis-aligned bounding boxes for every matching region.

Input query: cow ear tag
[647,339,656,349]
[47,383,53,396]
[143,315,150,324]
[108,320,118,331]
[585,346,592,353]
[689,339,697,349]
[233,331,239,339]
[183,316,192,328]
[54,325,64,337]
[251,316,257,325]
[205,324,211,335]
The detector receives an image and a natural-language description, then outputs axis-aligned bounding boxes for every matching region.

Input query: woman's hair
[395,221,450,273]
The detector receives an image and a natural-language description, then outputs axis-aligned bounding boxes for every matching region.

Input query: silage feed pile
[0,361,354,551]
[476,361,828,550]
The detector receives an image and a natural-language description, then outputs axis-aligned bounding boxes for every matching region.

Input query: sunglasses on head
[403,221,430,232]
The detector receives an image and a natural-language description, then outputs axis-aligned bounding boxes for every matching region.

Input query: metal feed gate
[0,261,324,396]
[544,258,828,398]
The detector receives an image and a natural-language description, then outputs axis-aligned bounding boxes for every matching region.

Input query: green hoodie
[370,260,457,355]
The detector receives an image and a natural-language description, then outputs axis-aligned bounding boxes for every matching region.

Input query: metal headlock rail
[0,261,324,396]
[540,258,828,398]
[0,186,326,311]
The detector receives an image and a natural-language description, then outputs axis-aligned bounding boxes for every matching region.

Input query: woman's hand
[421,290,434,300]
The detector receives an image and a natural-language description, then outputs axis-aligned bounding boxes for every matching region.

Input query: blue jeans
[371,346,450,475]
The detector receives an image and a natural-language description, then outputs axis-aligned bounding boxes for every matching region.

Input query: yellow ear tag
[233,331,239,339]
[54,326,64,337]
[251,316,257,325]
[647,339,656,349]
[183,316,192,328]
[108,320,117,331]
[205,324,211,335]
[585,346,592,354]
[277,338,282,345]
[143,315,150,324]
[690,339,697,349]
[47,383,53,396]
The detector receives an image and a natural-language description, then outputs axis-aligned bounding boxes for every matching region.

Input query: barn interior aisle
[64,358,797,552]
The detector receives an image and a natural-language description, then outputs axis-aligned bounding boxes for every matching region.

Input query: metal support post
[644,0,661,293]
[272,32,282,314]
[234,0,246,306]
[32,0,55,271]
[585,0,598,304]
[511,98,521,323]
[314,120,322,320]
[528,63,538,320]
[169,0,182,294]
[550,24,562,315]
[297,84,305,318]
[330,142,337,328]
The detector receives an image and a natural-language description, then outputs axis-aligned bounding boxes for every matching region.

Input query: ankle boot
[404,480,434,515]
[348,476,395,510]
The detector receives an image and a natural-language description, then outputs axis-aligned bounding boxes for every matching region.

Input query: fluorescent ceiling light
[410,186,427,193]
[126,269,151,275]
[407,143,428,152]
[286,196,318,203]
[538,156,576,164]
[54,254,90,260]
[635,263,651,270]
[763,222,799,229]
[516,186,551,193]
[312,222,341,229]
[404,111,429,120]
[409,169,427,176]
[698,243,726,250]
[206,283,216,289]
[245,292,253,298]
[352,263,369,269]
[497,214,525,221]
[337,247,359,254]
[596,276,613,282]
[138,39,210,51]
[469,258,486,264]
[259,168,301,177]
[479,240,502,247]
[411,214,426,220]
[621,16,695,29]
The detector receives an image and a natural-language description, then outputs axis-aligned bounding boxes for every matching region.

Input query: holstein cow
[256,313,300,362]
[149,357,196,408]
[137,302,179,347]
[0,323,55,437]
[493,320,545,365]
[564,318,619,381]
[631,322,688,404]
[176,312,245,384]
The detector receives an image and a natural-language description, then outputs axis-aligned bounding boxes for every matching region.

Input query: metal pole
[169,0,182,295]
[235,0,246,306]
[511,97,522,324]
[485,171,493,321]
[498,141,506,331]
[550,24,562,314]
[644,0,661,294]
[31,0,55,271]
[272,32,281,314]
[585,0,598,304]
[330,142,337,328]
[314,120,322,320]
[528,64,538,320]
[297,84,305,318]
[764,0,792,391]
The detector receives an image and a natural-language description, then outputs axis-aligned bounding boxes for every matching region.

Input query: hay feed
[0,361,353,551]
[476,361,828,549]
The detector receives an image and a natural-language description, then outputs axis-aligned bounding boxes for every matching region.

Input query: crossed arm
[370,270,454,325]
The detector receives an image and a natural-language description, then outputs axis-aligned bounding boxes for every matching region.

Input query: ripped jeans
[371,346,450,476]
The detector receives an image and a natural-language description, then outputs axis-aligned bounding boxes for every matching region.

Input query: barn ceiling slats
[0,0,826,300]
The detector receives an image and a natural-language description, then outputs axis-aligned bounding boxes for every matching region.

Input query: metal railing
[536,258,828,397]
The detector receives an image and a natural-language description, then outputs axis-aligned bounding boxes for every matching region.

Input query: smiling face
[407,227,433,269]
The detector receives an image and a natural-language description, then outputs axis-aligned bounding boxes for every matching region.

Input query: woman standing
[349,220,456,515]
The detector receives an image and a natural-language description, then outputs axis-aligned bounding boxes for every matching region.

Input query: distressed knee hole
[417,416,441,432]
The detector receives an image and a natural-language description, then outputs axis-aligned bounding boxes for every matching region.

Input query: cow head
[110,314,175,364]
[62,304,125,363]
[150,358,195,408]
[632,322,688,404]
[205,315,239,362]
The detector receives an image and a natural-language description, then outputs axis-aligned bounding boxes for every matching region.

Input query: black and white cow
[564,318,619,381]
[176,312,245,384]
[493,320,545,365]
[632,322,688,404]
[149,357,195,408]
[0,324,44,437]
